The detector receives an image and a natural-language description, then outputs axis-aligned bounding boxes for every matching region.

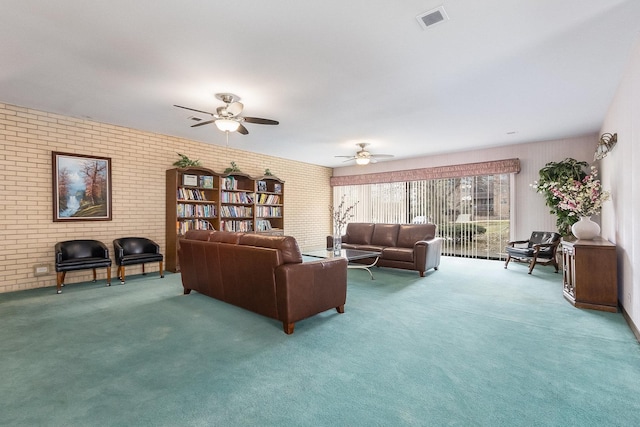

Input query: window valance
[330,158,520,186]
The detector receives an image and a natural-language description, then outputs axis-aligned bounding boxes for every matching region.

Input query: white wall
[600,35,640,333]
[333,135,595,240]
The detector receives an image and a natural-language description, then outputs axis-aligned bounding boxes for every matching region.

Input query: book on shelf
[176,219,215,235]
[222,176,238,190]
[200,175,214,189]
[177,188,207,201]
[256,219,273,231]
[257,193,280,204]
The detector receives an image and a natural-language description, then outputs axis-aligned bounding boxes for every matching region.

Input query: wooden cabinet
[166,168,285,272]
[561,238,618,312]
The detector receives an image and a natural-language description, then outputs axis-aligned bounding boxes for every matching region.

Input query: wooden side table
[561,237,618,312]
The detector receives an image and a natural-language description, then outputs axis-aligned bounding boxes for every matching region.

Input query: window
[333,173,511,260]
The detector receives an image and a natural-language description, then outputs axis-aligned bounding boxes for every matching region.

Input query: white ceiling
[1,1,639,168]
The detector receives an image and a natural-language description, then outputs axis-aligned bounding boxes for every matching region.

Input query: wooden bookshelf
[166,167,220,272]
[220,172,255,233]
[254,176,284,236]
[166,168,285,272]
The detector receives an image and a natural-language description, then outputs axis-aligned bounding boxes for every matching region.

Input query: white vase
[571,216,600,240]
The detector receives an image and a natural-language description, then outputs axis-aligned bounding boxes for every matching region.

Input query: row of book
[255,206,282,217]
[221,191,254,204]
[220,206,253,218]
[177,188,209,201]
[177,204,216,218]
[256,220,273,231]
[256,193,281,204]
[220,220,253,232]
[177,219,214,235]
[221,176,240,190]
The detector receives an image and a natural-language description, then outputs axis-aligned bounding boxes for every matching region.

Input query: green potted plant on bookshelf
[172,153,201,168]
[224,161,242,174]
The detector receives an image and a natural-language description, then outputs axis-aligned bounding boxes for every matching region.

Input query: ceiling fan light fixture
[215,119,240,132]
[355,157,370,165]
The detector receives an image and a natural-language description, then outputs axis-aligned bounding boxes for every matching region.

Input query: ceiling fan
[174,93,279,135]
[336,143,394,165]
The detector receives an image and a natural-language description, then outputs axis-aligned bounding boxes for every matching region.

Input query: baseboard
[620,301,640,343]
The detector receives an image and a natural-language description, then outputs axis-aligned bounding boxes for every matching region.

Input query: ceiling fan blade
[342,158,356,163]
[190,119,216,128]
[370,154,394,159]
[174,105,214,116]
[243,117,279,125]
[237,123,249,135]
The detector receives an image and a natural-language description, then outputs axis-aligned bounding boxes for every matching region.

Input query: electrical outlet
[33,264,51,276]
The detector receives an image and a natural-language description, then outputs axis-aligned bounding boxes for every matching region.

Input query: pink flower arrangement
[547,166,610,217]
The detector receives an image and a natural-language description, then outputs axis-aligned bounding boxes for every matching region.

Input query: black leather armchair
[113,237,164,284]
[504,231,561,274]
[55,240,112,294]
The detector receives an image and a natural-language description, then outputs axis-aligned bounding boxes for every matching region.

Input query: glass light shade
[355,157,370,165]
[215,119,240,132]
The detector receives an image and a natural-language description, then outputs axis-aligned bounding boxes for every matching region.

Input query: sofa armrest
[414,237,443,275]
[275,258,348,324]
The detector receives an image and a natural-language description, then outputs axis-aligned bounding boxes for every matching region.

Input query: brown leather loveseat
[178,230,347,334]
[328,223,442,277]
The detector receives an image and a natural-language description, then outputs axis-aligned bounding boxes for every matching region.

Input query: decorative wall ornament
[594,132,617,161]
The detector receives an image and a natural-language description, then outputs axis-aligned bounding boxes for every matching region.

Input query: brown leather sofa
[178,230,348,334]
[328,223,442,277]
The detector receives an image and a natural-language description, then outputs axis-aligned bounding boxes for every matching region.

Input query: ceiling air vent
[188,116,203,122]
[416,6,449,30]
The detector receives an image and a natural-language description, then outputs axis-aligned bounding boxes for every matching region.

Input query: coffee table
[303,248,382,280]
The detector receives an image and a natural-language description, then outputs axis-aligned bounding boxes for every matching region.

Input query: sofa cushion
[382,247,414,262]
[238,234,302,264]
[371,224,400,247]
[209,231,245,244]
[344,223,375,245]
[397,224,436,248]
[183,230,215,241]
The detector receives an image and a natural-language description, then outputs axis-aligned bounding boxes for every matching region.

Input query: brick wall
[0,102,332,293]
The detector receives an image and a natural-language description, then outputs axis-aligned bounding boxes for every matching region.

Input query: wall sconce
[594,132,617,161]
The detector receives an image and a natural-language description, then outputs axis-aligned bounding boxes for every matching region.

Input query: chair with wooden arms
[504,231,561,274]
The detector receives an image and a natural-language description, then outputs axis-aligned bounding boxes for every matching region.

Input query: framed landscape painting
[52,152,112,221]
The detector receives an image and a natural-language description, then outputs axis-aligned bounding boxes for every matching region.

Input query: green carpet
[1,257,639,426]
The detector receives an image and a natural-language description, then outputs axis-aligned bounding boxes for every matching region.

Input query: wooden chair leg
[159,261,164,278]
[119,266,125,284]
[504,254,512,269]
[528,256,537,274]
[142,264,147,276]
[92,269,97,282]
[106,267,111,286]
[56,272,65,294]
